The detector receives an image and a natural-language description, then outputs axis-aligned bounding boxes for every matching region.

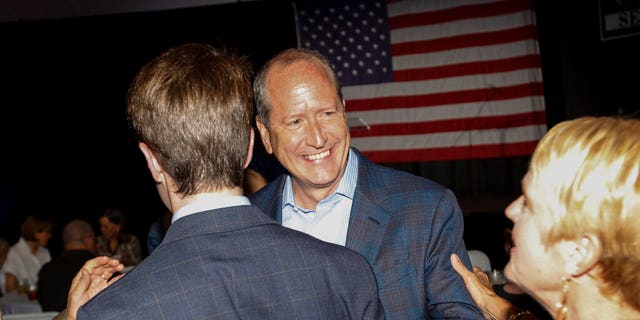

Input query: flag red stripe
[347,82,544,112]
[393,54,541,82]
[360,140,540,163]
[349,111,546,137]
[392,25,538,56]
[388,0,534,29]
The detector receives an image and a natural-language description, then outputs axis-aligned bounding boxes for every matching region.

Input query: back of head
[529,116,640,310]
[127,43,254,195]
[253,48,343,127]
[20,215,53,241]
[63,219,95,248]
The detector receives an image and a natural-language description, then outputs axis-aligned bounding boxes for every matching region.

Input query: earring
[555,276,571,320]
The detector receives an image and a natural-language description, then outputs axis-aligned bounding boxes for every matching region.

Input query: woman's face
[504,171,568,305]
[99,216,120,240]
[34,229,52,247]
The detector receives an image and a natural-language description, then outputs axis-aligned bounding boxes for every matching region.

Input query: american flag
[294,0,546,163]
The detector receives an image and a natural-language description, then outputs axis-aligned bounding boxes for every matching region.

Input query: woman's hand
[62,256,125,320]
[451,253,520,320]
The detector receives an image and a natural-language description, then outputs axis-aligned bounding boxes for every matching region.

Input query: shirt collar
[283,148,358,210]
[172,193,251,224]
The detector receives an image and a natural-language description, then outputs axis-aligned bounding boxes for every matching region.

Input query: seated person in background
[145,209,171,254]
[96,208,141,268]
[38,219,97,312]
[452,116,640,320]
[242,141,285,195]
[53,256,125,320]
[75,43,383,319]
[3,215,53,293]
[242,167,269,194]
[0,237,9,296]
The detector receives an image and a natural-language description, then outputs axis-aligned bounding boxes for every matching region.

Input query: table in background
[0,291,42,315]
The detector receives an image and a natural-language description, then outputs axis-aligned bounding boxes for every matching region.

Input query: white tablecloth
[0,292,42,315]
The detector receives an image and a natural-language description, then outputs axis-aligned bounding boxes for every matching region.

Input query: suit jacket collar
[344,148,391,263]
[254,176,286,223]
[253,148,391,264]
[159,205,279,249]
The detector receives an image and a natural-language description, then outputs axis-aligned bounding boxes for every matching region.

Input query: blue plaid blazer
[249,148,484,320]
[78,205,384,320]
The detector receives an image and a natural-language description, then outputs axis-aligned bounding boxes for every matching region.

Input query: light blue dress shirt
[281,149,358,246]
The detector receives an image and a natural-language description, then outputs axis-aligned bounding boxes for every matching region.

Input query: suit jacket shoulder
[348,149,482,319]
[77,205,384,320]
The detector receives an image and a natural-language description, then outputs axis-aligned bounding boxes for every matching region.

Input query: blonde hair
[528,116,640,310]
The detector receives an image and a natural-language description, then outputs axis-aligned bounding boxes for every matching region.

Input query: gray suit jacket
[78,205,384,319]
[249,149,483,319]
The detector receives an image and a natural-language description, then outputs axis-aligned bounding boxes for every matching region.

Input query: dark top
[37,249,95,311]
[146,219,166,255]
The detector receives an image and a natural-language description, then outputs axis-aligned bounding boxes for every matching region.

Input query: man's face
[257,61,350,203]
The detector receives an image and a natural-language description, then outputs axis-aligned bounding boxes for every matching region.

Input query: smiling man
[249,48,484,320]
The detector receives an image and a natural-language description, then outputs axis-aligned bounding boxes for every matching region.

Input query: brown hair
[127,43,254,194]
[20,215,53,241]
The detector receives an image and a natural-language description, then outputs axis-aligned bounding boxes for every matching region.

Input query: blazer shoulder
[358,152,448,193]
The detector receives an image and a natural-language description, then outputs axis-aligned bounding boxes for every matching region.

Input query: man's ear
[138,142,164,184]
[566,233,602,277]
[243,128,255,169]
[256,117,273,154]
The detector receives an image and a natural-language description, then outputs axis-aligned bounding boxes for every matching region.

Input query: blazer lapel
[345,150,391,264]
[265,175,286,223]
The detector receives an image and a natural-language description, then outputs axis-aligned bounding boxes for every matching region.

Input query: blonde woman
[452,116,640,320]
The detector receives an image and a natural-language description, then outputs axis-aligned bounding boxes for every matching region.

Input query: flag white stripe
[392,39,539,71]
[350,124,547,151]
[343,68,542,99]
[390,10,536,44]
[346,96,545,125]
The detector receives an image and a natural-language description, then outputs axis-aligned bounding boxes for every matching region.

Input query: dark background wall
[1,0,639,268]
